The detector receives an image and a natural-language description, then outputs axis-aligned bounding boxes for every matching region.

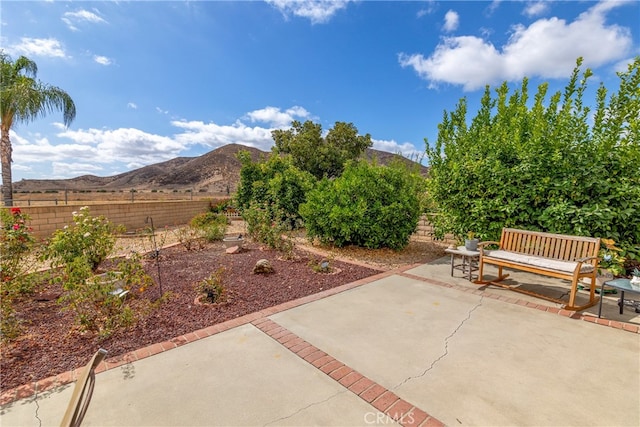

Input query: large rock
[253,259,274,274]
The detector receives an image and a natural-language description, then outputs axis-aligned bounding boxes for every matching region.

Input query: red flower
[10,207,21,215]
[13,224,20,230]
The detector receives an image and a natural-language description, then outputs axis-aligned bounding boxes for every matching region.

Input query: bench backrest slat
[499,228,600,263]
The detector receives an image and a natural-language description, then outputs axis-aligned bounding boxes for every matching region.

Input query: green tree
[0,51,76,206]
[272,120,372,179]
[426,57,640,249]
[235,150,316,228]
[300,160,423,250]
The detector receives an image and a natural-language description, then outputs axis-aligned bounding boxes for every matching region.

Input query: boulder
[253,259,274,274]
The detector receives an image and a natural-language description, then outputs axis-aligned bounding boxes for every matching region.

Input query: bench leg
[475,257,486,284]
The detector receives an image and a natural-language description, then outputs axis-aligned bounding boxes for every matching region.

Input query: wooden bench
[476,228,601,311]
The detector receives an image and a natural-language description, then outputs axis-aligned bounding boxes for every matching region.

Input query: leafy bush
[57,254,154,336]
[426,57,640,251]
[38,207,152,335]
[189,212,228,242]
[210,198,234,213]
[235,150,315,229]
[196,267,227,304]
[300,161,423,250]
[243,201,295,258]
[1,208,37,341]
[1,207,36,285]
[42,206,122,272]
[173,226,206,251]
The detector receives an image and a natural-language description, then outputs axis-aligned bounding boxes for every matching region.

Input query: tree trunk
[1,125,13,207]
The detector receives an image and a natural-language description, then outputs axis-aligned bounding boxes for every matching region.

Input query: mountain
[14,144,426,193]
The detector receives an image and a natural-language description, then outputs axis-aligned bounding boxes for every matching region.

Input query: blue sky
[2,0,638,181]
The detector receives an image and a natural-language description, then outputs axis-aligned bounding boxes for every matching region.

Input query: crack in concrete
[392,295,484,390]
[262,389,347,427]
[30,390,42,427]
[34,397,42,427]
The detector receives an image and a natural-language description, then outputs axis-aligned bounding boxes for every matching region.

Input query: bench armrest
[478,241,500,255]
[478,241,500,248]
[576,255,598,263]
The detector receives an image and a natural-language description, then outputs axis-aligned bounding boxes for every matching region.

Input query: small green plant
[210,199,233,214]
[196,267,227,304]
[189,212,228,242]
[173,226,206,251]
[598,238,626,277]
[308,257,332,273]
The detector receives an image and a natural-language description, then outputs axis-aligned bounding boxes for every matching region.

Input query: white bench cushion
[484,250,595,274]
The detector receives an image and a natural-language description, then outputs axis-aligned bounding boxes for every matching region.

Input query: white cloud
[417,1,438,18]
[399,1,633,91]
[127,102,138,109]
[171,120,275,152]
[53,162,104,177]
[62,9,107,31]
[156,107,169,115]
[372,138,423,162]
[56,127,184,165]
[6,37,67,58]
[485,0,502,17]
[613,57,635,73]
[443,10,459,32]
[93,55,112,65]
[523,1,549,18]
[245,106,311,127]
[266,0,353,24]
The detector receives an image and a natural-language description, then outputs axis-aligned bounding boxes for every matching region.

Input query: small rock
[253,259,274,274]
[35,292,62,302]
[226,245,242,254]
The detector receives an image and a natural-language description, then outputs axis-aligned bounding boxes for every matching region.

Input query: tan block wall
[15,201,212,239]
[13,202,455,245]
[413,215,456,246]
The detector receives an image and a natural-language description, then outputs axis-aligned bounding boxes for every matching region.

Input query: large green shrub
[235,150,316,228]
[426,57,640,252]
[300,160,423,250]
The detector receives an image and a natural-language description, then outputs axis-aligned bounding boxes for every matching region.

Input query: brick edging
[252,318,444,427]
[398,272,640,334]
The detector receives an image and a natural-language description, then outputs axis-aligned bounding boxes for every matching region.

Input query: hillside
[14,144,426,193]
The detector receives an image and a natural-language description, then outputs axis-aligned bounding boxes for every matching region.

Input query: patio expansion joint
[393,295,484,390]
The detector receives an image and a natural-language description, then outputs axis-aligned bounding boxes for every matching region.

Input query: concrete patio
[1,257,638,426]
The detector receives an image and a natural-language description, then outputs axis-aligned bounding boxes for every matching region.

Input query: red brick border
[252,318,444,427]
